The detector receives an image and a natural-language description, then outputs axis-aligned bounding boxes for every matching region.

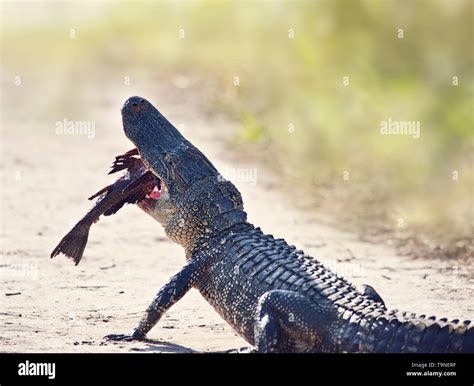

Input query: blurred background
[2,0,473,257]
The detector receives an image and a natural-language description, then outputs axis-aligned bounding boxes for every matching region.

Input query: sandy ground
[1,83,473,353]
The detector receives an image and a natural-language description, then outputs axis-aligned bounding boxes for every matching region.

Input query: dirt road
[1,83,472,352]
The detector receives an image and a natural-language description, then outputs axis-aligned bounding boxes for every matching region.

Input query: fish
[50,148,161,265]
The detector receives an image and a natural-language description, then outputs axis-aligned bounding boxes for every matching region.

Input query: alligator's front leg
[105,255,209,342]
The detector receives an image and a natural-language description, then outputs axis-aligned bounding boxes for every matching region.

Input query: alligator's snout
[122,96,149,115]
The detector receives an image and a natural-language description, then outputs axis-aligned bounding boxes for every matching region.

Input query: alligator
[91,96,472,353]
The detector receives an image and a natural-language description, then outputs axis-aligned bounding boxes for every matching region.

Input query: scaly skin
[104,96,473,353]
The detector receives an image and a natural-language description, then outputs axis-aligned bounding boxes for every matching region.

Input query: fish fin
[88,183,114,201]
[108,149,140,175]
[122,148,139,157]
[50,224,90,265]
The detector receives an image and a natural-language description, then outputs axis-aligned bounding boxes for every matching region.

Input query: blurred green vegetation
[2,0,473,245]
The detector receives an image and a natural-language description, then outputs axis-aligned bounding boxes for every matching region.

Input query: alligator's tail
[50,223,90,266]
[340,309,473,353]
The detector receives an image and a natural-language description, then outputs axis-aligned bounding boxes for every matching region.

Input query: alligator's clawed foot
[104,333,143,342]
[220,346,255,353]
[238,347,257,353]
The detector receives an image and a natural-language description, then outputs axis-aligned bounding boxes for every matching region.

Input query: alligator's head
[121,96,247,254]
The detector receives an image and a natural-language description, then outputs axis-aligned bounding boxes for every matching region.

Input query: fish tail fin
[50,224,90,265]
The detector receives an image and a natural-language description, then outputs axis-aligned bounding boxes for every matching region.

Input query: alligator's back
[196,225,473,353]
[196,225,372,349]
